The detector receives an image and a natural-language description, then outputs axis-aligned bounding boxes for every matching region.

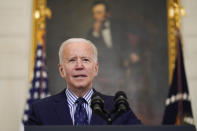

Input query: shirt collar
[66,88,93,106]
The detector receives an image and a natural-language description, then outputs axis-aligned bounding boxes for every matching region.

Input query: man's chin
[73,84,90,90]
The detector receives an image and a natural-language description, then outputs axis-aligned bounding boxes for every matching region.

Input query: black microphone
[91,92,106,119]
[91,92,112,124]
[113,91,129,114]
[111,91,130,122]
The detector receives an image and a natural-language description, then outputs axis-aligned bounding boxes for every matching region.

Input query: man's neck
[67,86,92,97]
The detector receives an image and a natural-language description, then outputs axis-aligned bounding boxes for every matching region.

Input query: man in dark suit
[27,38,141,125]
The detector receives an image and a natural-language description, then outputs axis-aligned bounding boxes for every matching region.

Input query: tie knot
[76,98,86,105]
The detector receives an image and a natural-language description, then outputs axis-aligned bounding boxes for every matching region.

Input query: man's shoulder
[33,89,66,107]
[94,90,114,99]
[100,93,114,102]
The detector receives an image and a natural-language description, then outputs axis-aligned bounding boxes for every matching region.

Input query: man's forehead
[63,42,94,55]
[64,42,91,48]
[66,56,93,59]
[93,4,106,11]
[64,54,95,61]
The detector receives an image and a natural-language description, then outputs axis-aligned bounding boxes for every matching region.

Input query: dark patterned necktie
[74,98,88,125]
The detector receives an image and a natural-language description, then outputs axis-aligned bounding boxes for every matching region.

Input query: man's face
[59,42,98,91]
[92,4,108,22]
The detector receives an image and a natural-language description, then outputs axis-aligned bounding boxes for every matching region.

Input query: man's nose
[75,60,84,70]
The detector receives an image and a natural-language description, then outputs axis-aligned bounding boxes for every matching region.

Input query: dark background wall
[46,0,168,125]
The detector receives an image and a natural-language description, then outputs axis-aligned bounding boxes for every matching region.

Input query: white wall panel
[182,0,197,126]
[0,0,32,131]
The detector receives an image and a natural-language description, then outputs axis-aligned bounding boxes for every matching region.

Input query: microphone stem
[103,109,112,125]
[107,117,112,125]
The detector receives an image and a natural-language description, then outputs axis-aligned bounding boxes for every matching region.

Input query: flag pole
[163,0,194,125]
[167,0,186,85]
[21,0,52,126]
[29,0,51,82]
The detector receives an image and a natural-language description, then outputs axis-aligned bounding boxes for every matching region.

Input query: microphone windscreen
[114,91,127,100]
[91,92,104,109]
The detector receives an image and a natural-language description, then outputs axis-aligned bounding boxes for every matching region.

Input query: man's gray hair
[58,38,98,64]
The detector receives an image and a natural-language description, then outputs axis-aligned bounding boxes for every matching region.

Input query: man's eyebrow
[81,56,90,58]
[64,56,93,60]
[81,56,94,60]
[64,57,76,60]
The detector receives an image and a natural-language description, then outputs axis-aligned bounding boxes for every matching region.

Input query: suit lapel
[52,88,106,125]
[53,90,73,125]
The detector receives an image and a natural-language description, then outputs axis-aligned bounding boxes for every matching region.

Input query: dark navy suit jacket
[27,89,141,125]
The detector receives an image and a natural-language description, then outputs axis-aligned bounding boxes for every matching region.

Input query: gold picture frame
[29,0,184,84]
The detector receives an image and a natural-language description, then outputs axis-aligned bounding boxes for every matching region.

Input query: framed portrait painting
[45,0,168,125]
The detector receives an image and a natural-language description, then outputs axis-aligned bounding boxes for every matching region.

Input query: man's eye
[83,58,89,62]
[69,59,75,62]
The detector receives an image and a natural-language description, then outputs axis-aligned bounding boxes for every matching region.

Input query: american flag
[22,42,50,125]
[162,29,194,125]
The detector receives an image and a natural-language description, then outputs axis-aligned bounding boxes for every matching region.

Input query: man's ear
[58,64,65,78]
[94,63,99,76]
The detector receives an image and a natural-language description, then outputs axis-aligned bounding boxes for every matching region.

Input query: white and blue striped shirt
[65,88,93,125]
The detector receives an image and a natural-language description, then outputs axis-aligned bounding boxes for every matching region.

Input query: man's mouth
[73,75,87,78]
